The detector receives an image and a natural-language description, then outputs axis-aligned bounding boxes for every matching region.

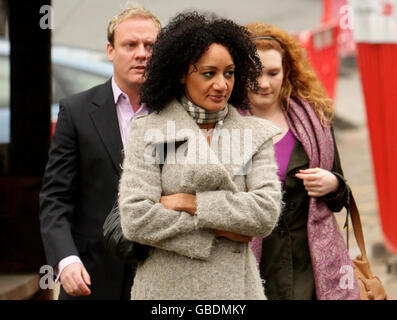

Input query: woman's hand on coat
[160,193,197,215]
[295,168,339,197]
[214,230,253,243]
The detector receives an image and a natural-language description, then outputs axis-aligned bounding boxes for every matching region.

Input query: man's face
[107,17,158,91]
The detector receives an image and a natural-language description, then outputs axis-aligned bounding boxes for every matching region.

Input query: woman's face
[248,49,284,111]
[181,43,235,112]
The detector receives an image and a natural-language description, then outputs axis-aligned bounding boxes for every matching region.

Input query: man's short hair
[107,5,161,46]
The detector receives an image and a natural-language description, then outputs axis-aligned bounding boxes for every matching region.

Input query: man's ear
[106,42,114,62]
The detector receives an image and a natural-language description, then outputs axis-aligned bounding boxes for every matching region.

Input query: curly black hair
[139,11,262,111]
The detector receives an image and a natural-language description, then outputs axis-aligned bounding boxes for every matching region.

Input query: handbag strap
[346,193,368,260]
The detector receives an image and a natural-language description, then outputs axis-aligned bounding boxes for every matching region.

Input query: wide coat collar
[137,99,281,180]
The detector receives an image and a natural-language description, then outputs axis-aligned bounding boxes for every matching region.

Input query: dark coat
[259,129,350,300]
[39,80,135,300]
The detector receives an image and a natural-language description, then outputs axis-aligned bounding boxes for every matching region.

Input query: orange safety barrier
[298,20,340,100]
[357,43,397,254]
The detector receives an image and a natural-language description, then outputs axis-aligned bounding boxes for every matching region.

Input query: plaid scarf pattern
[181,96,229,127]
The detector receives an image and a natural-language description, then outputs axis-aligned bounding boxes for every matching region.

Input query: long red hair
[245,23,334,126]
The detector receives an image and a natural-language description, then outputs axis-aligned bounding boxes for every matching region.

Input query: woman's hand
[295,168,339,197]
[160,193,197,215]
[214,230,253,243]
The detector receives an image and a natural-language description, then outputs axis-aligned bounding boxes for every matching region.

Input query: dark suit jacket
[39,79,134,300]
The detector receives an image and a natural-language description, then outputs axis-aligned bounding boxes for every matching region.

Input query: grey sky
[52,0,323,51]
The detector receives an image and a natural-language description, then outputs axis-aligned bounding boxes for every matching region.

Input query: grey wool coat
[119,99,282,300]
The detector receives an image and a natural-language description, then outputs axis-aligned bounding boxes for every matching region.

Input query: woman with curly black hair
[118,11,282,299]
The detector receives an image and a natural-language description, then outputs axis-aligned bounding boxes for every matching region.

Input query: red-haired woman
[244,23,360,300]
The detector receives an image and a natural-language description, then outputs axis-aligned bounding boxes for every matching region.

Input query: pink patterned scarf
[284,97,360,300]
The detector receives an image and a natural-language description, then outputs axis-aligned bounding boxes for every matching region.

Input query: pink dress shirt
[112,77,149,150]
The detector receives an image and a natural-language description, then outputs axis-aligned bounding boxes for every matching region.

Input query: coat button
[290,201,296,209]
[279,230,287,238]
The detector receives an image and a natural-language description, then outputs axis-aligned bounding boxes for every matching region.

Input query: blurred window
[0,54,9,108]
[52,64,109,102]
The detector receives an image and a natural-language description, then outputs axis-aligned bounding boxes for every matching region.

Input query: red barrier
[321,0,356,58]
[51,120,56,137]
[298,21,340,100]
[321,0,335,22]
[356,43,397,253]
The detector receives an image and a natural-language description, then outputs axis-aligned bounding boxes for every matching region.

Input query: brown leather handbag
[346,194,387,300]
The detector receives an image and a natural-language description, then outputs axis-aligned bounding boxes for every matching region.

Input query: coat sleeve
[195,139,282,238]
[39,101,79,267]
[119,119,215,260]
[105,201,213,261]
[145,230,215,260]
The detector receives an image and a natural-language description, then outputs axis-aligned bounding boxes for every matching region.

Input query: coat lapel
[89,80,123,174]
[141,99,280,182]
[219,107,280,177]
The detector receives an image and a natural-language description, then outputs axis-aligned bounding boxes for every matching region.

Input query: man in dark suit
[39,5,160,299]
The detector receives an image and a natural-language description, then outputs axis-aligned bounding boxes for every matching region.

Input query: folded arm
[119,121,215,259]
[195,139,282,238]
